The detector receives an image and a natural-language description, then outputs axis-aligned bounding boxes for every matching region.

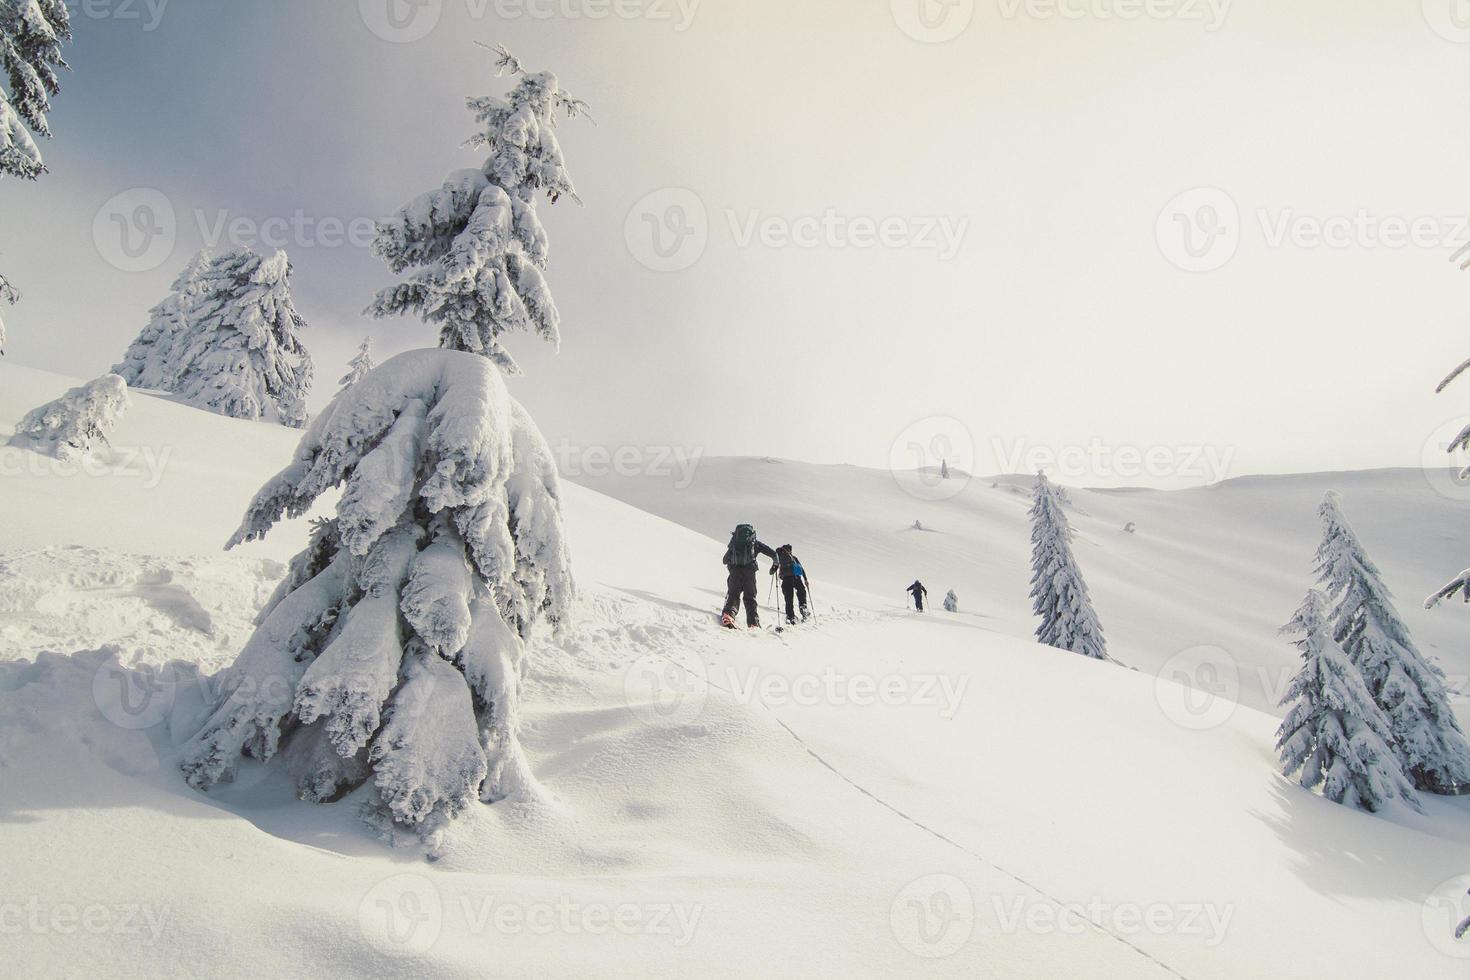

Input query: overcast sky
[5,0,1470,487]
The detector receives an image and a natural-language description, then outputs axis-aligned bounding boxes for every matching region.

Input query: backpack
[730,524,758,566]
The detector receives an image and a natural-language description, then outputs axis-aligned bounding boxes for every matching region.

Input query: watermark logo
[622,649,709,727]
[93,188,177,274]
[1423,0,1470,43]
[0,899,169,942]
[1154,645,1239,730]
[1423,873,1470,958]
[625,188,709,272]
[889,416,975,502]
[70,0,171,31]
[554,440,704,490]
[891,0,975,43]
[1421,416,1470,503]
[92,658,179,731]
[992,895,1234,946]
[1157,187,1240,273]
[359,0,444,42]
[991,437,1236,486]
[890,874,975,957]
[996,0,1231,30]
[359,873,444,957]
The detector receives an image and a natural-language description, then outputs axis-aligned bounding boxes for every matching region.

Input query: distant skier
[907,580,928,612]
[769,544,811,625]
[722,524,778,629]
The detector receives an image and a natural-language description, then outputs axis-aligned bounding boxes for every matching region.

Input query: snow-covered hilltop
[3,361,1469,979]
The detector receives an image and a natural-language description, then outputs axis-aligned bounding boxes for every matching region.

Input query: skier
[907,580,929,612]
[769,544,811,625]
[722,524,778,629]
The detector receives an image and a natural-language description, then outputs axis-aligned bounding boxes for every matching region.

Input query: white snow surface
[3,362,1470,978]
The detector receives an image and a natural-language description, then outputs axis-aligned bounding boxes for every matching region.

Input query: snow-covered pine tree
[9,373,127,460]
[1276,588,1419,812]
[182,50,585,851]
[1029,472,1107,659]
[943,590,958,613]
[0,0,70,180]
[339,335,375,388]
[367,43,590,374]
[180,350,572,849]
[166,248,313,427]
[1315,491,1470,793]
[940,458,950,480]
[112,249,212,388]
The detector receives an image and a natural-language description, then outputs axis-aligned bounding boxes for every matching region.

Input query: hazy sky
[5,0,1470,487]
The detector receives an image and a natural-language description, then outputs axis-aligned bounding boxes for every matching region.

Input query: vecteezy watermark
[357,874,704,955]
[890,0,976,44]
[92,657,180,731]
[1156,187,1240,273]
[624,188,709,273]
[889,416,976,503]
[93,190,380,272]
[0,899,169,943]
[1158,187,1470,273]
[358,0,699,43]
[996,0,1231,30]
[890,874,975,958]
[1424,873,1470,958]
[723,667,970,719]
[991,895,1235,947]
[623,188,970,271]
[67,0,170,30]
[1154,645,1240,730]
[1,444,174,489]
[553,440,704,490]
[1423,0,1470,43]
[1420,416,1470,503]
[990,437,1237,486]
[622,649,710,727]
[359,874,445,957]
[93,188,178,274]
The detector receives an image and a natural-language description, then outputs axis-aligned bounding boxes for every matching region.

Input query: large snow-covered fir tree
[10,373,127,460]
[1028,472,1107,659]
[367,43,589,374]
[181,351,572,848]
[112,250,212,388]
[339,335,375,388]
[163,248,313,427]
[1276,589,1419,813]
[1315,492,1470,793]
[182,50,585,850]
[0,0,70,180]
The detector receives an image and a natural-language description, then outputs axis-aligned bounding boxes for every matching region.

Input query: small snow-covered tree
[9,373,127,460]
[940,458,950,480]
[167,248,313,427]
[1029,472,1107,659]
[1315,492,1470,793]
[943,589,958,613]
[1276,589,1419,813]
[112,250,211,388]
[339,335,375,388]
[181,350,572,849]
[367,44,589,374]
[0,0,70,180]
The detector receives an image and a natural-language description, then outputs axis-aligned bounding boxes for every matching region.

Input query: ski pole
[803,573,817,622]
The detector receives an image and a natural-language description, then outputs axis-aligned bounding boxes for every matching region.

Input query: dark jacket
[907,581,927,598]
[772,547,805,580]
[724,536,777,569]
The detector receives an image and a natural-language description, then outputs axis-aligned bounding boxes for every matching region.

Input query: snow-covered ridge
[4,361,1470,978]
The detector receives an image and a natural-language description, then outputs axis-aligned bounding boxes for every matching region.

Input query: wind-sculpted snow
[10,373,128,460]
[184,349,572,848]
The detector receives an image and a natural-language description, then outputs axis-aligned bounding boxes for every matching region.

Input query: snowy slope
[572,457,1470,718]
[3,363,1470,979]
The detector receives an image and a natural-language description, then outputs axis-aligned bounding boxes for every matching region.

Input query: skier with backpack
[722,524,779,629]
[907,580,929,612]
[769,544,811,625]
